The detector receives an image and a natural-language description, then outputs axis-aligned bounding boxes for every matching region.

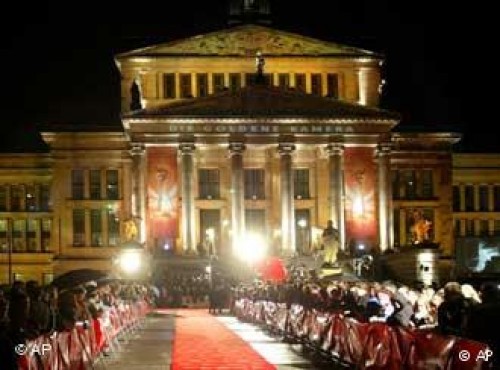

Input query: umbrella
[50,268,110,290]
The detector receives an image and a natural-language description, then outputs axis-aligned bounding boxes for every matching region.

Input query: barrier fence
[234,298,494,370]
[17,300,150,370]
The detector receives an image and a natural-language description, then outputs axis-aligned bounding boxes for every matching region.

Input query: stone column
[130,144,146,243]
[279,143,296,255]
[326,144,346,250]
[377,144,392,252]
[229,143,246,255]
[180,143,196,254]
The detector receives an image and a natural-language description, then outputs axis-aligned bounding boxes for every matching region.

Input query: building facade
[0,21,498,284]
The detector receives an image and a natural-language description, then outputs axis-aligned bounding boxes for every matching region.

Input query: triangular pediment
[117,24,378,58]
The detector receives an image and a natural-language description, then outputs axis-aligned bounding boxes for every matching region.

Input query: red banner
[344,147,377,249]
[147,147,178,248]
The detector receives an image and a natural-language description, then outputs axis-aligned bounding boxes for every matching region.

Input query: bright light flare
[353,195,364,217]
[236,232,267,264]
[119,250,142,274]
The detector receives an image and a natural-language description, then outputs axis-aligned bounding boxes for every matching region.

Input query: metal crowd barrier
[234,298,493,370]
[17,300,151,370]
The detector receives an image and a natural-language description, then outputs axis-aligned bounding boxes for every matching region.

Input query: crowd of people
[0,279,156,369]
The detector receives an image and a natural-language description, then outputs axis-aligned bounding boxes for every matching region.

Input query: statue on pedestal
[322,220,340,266]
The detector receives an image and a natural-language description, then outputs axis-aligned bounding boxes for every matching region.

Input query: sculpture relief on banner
[147,148,178,243]
[344,147,377,248]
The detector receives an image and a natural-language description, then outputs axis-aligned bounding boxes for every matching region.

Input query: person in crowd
[437,282,470,336]
[382,282,414,327]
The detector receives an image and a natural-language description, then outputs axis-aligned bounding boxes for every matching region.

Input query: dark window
[263,73,273,86]
[465,185,475,212]
[213,73,225,93]
[40,184,50,211]
[0,220,7,253]
[244,169,265,200]
[294,169,310,199]
[391,171,400,199]
[393,208,400,247]
[162,73,176,99]
[480,219,489,236]
[326,73,339,98]
[108,211,120,246]
[453,186,461,212]
[311,73,322,96]
[25,185,37,211]
[403,170,417,199]
[495,220,500,236]
[72,169,85,199]
[295,73,306,92]
[41,219,51,252]
[421,170,434,198]
[198,169,220,199]
[73,209,85,247]
[13,219,26,252]
[89,170,101,200]
[0,186,6,211]
[106,170,119,200]
[229,73,241,92]
[27,219,37,252]
[465,219,474,236]
[494,186,500,212]
[454,219,461,236]
[245,73,256,86]
[91,210,102,247]
[196,73,208,97]
[10,185,22,211]
[479,186,489,212]
[180,73,192,98]
[278,73,290,89]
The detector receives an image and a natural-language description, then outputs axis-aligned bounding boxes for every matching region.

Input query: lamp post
[297,218,308,255]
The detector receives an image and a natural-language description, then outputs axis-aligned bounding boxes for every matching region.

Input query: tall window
[278,73,290,89]
[10,185,23,211]
[213,73,225,93]
[13,219,26,252]
[89,170,101,200]
[106,170,119,200]
[403,170,417,199]
[464,185,475,212]
[73,209,85,247]
[0,220,7,253]
[180,73,192,98]
[453,186,461,212]
[294,169,310,199]
[25,185,36,211]
[495,220,500,236]
[465,219,474,236]
[40,184,50,211]
[479,219,489,236]
[198,169,220,199]
[494,186,500,212]
[393,209,400,247]
[479,185,489,211]
[108,211,120,246]
[295,73,306,92]
[391,171,400,199]
[244,169,265,199]
[454,219,461,236]
[0,186,6,211]
[72,169,85,199]
[326,73,339,98]
[162,73,176,99]
[421,170,434,198]
[196,73,208,97]
[27,219,37,252]
[229,73,241,92]
[311,73,322,96]
[90,210,102,247]
[245,73,256,86]
[41,219,51,252]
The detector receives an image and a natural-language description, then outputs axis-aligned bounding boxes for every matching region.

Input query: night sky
[1,0,497,152]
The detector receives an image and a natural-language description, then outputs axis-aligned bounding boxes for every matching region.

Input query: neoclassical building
[1,4,499,283]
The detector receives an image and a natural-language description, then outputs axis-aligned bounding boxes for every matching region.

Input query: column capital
[278,143,295,155]
[228,142,246,155]
[326,143,344,156]
[179,143,196,154]
[129,144,145,157]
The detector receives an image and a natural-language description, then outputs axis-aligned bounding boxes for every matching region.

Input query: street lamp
[297,218,308,255]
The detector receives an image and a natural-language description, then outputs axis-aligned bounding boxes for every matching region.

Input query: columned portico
[130,144,146,243]
[326,143,345,250]
[377,144,392,252]
[279,143,296,254]
[180,143,196,254]
[229,142,246,255]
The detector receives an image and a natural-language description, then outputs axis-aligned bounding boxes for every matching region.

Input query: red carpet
[171,309,276,370]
